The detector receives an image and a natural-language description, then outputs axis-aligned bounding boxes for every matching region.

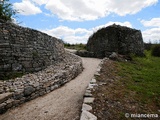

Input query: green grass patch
[64,43,86,50]
[118,50,160,106]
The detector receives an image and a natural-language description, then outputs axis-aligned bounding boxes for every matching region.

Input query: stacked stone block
[87,24,144,58]
[0,21,65,79]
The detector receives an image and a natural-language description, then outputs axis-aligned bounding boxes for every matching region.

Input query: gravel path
[0,57,101,120]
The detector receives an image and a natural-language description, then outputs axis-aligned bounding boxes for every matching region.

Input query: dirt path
[0,57,101,120]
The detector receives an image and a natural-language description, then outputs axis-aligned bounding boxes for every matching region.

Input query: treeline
[64,42,160,57]
[144,43,160,57]
[64,43,86,50]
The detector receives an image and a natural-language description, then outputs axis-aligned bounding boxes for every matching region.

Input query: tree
[0,0,16,22]
[151,44,160,57]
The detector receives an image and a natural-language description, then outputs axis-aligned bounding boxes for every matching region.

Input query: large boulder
[87,24,144,58]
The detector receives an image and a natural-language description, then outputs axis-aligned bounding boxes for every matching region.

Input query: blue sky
[10,0,160,44]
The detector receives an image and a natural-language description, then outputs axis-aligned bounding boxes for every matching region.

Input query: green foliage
[151,44,160,57]
[1,72,24,80]
[0,0,16,22]
[118,50,160,105]
[144,43,152,51]
[64,43,86,50]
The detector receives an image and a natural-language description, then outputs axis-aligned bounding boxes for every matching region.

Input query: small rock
[84,97,95,104]
[85,90,91,93]
[80,110,97,120]
[24,86,35,96]
[90,79,96,84]
[0,92,12,103]
[87,84,97,90]
[82,104,92,111]
[99,82,106,86]
[109,52,118,60]
[94,72,100,76]
[84,92,93,97]
[44,111,48,113]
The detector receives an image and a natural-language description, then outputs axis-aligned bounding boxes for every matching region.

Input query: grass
[118,51,160,106]
[64,43,86,50]
[91,50,160,119]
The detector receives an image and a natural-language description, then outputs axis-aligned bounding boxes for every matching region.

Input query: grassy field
[91,50,160,119]
[118,51,160,106]
[64,43,86,50]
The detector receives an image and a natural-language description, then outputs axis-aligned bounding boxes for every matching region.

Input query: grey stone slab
[0,93,12,103]
[84,97,95,104]
[82,104,92,111]
[87,84,97,90]
[84,92,93,97]
[90,78,96,84]
[94,72,100,76]
[80,110,97,120]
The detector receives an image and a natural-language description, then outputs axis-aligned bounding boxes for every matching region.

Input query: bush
[0,0,16,22]
[144,43,152,51]
[64,43,86,50]
[151,44,160,57]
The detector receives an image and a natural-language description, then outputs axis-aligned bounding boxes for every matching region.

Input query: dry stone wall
[0,21,83,114]
[0,52,83,114]
[0,21,65,79]
[87,24,144,58]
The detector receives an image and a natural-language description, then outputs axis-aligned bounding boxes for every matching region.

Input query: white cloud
[13,0,42,15]
[31,0,48,5]
[142,28,160,43]
[45,0,107,21]
[140,17,160,43]
[41,21,132,44]
[41,26,92,44]
[93,21,132,32]
[106,0,158,16]
[13,0,158,21]
[44,0,158,21]
[141,17,160,27]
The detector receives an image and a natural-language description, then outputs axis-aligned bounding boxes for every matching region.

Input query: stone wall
[0,52,83,114]
[76,50,95,58]
[0,21,84,114]
[87,24,144,58]
[0,21,65,79]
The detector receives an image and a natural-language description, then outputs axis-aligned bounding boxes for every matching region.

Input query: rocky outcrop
[0,21,64,79]
[87,24,144,58]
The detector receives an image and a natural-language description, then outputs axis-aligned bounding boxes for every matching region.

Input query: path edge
[80,58,108,120]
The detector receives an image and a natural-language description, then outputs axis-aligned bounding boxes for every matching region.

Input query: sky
[10,0,160,44]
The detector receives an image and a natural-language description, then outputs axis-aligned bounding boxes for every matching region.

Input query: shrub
[0,0,16,22]
[151,44,160,57]
[144,43,152,51]
[64,43,86,50]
